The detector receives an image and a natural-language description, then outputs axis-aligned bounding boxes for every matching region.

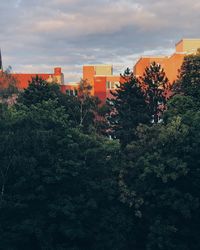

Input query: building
[12,67,64,89]
[65,65,121,102]
[82,65,120,101]
[0,50,64,90]
[60,82,78,96]
[134,39,200,83]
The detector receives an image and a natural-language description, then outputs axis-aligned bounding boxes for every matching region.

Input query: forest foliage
[0,53,200,249]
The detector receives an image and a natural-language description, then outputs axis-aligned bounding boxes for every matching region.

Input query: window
[106,81,111,89]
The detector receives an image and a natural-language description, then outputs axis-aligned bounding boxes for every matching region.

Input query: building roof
[176,38,200,46]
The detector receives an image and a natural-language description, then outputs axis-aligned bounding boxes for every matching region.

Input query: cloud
[0,0,200,82]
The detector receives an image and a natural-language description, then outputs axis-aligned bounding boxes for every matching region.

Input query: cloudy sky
[0,0,200,83]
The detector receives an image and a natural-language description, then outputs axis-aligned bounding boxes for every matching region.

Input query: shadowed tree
[174,49,200,100]
[0,100,135,250]
[139,62,171,123]
[108,68,150,147]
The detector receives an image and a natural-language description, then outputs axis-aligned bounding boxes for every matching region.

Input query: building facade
[12,67,64,89]
[0,50,64,89]
[65,65,121,102]
[134,39,200,84]
[82,65,120,101]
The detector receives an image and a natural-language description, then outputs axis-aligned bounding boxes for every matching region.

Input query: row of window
[66,81,119,96]
[66,89,78,96]
[106,81,119,90]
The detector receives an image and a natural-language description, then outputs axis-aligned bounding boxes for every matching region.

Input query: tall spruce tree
[108,68,150,147]
[175,49,200,99]
[139,62,170,123]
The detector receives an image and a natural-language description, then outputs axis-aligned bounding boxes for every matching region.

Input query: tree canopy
[1,59,200,249]
[108,68,150,147]
[139,62,171,123]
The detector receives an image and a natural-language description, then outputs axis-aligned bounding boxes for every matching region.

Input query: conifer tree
[108,68,150,147]
[175,49,200,99]
[17,75,62,107]
[139,62,171,123]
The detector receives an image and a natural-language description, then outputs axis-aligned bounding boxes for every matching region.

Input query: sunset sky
[0,0,200,82]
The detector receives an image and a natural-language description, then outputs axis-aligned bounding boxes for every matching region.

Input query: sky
[0,0,200,83]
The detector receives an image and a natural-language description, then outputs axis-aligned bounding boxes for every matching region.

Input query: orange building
[134,39,200,83]
[60,82,79,96]
[82,65,120,102]
[64,65,121,102]
[0,50,64,89]
[12,67,64,89]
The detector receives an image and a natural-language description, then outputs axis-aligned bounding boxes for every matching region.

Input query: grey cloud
[0,0,200,82]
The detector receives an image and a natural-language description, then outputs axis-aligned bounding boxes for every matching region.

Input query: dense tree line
[0,52,200,249]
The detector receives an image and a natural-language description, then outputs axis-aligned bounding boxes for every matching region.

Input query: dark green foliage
[163,94,197,123]
[1,59,200,250]
[120,111,200,250]
[17,75,63,107]
[175,51,200,100]
[0,100,133,250]
[140,62,171,123]
[18,76,106,135]
[108,68,150,147]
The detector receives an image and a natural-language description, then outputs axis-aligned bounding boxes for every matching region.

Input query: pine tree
[139,62,171,123]
[175,49,200,99]
[108,68,150,147]
[17,75,63,107]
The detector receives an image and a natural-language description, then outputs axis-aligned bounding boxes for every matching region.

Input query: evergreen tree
[17,75,63,107]
[139,62,171,123]
[175,49,200,99]
[108,68,150,147]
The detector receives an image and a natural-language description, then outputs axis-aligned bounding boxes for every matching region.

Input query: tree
[17,75,63,107]
[139,62,171,123]
[63,79,107,134]
[119,109,200,249]
[0,100,134,250]
[18,76,106,135]
[108,68,150,147]
[175,50,200,100]
[0,67,19,108]
[77,78,100,131]
[163,94,197,123]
